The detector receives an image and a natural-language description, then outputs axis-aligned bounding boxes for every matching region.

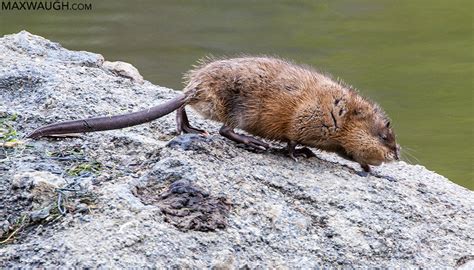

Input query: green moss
[67,161,102,176]
[0,114,19,143]
[46,147,84,159]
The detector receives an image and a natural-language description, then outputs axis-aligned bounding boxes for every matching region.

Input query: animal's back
[184,57,339,141]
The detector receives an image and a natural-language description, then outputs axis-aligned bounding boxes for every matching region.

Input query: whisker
[403,146,419,154]
[402,149,421,164]
[405,150,421,163]
[400,152,414,164]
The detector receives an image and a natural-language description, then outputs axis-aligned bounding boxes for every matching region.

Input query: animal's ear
[386,121,391,128]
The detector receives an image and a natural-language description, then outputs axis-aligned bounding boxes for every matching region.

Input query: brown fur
[28,56,399,170]
[183,57,399,167]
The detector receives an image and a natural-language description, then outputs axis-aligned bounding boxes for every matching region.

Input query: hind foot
[176,107,208,135]
[219,125,269,150]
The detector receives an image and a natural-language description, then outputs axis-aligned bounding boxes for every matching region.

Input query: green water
[1,0,472,189]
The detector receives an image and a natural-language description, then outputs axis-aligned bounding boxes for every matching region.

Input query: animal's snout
[394,144,401,160]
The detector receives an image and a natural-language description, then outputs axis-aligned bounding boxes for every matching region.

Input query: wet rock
[0,31,473,268]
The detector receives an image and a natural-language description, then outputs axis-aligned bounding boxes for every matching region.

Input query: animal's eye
[386,121,390,128]
[379,133,388,141]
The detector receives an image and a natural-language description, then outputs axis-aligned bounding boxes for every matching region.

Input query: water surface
[1,0,472,189]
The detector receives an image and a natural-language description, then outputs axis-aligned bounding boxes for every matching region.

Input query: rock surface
[0,31,473,268]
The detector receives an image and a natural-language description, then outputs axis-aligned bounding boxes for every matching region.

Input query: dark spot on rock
[456,255,474,267]
[136,180,232,232]
[0,75,44,92]
[166,134,211,152]
[325,229,337,238]
[311,215,328,228]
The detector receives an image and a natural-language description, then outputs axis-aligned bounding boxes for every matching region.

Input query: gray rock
[0,220,10,236]
[30,206,51,222]
[103,61,144,84]
[0,31,473,268]
[9,171,65,210]
[12,171,66,190]
[166,133,212,152]
[75,203,89,214]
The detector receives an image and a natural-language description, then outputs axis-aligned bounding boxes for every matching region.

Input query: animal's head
[338,96,400,168]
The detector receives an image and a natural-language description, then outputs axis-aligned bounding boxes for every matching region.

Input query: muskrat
[28,57,400,172]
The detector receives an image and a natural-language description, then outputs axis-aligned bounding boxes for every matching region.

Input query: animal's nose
[394,144,401,160]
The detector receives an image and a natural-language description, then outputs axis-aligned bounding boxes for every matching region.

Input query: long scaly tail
[27,94,186,139]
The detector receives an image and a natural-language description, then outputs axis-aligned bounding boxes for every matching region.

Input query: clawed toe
[244,137,269,150]
[295,147,316,158]
[219,125,269,151]
[182,125,208,135]
[287,141,316,161]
